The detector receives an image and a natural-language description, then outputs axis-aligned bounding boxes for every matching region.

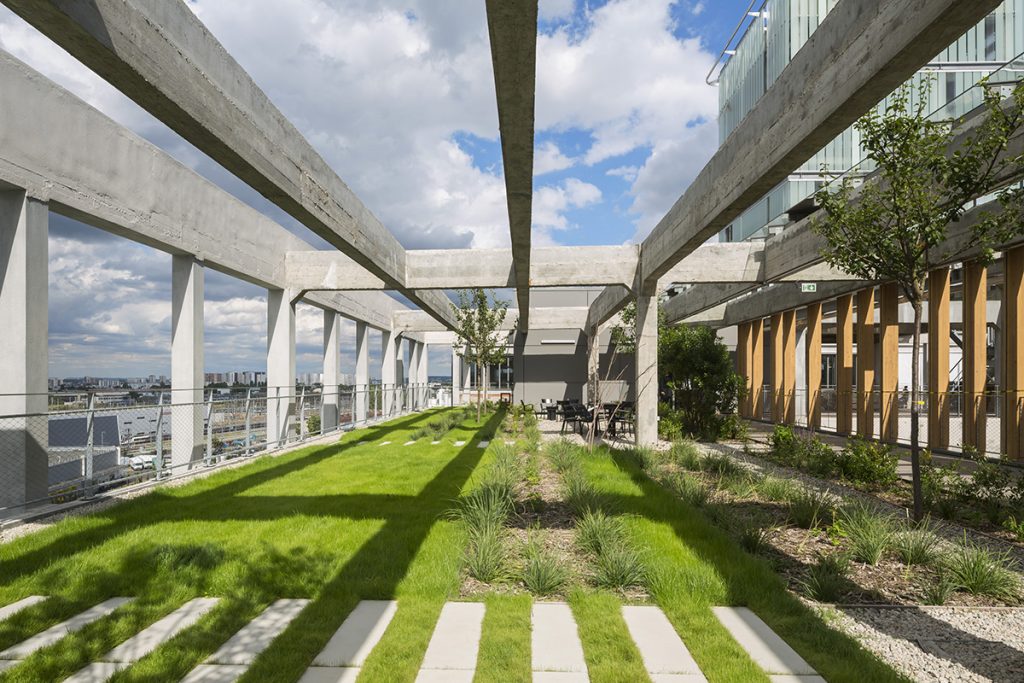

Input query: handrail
[706,0,765,86]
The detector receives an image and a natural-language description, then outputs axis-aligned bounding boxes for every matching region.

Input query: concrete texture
[531,602,587,674]
[180,664,250,683]
[621,606,704,679]
[711,607,817,676]
[207,598,309,665]
[298,668,361,683]
[355,323,370,424]
[267,290,296,448]
[418,602,484,671]
[171,255,205,469]
[0,190,47,509]
[0,598,132,660]
[381,330,399,417]
[312,600,397,668]
[635,295,659,445]
[105,597,220,663]
[394,307,593,333]
[0,596,45,622]
[322,311,341,431]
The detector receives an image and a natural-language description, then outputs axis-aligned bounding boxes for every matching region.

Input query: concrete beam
[637,0,1000,288]
[0,1,457,327]
[484,0,538,329]
[714,281,873,329]
[170,255,204,469]
[663,283,758,325]
[586,285,632,331]
[395,307,594,333]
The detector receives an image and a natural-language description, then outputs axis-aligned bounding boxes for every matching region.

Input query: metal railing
[0,382,450,512]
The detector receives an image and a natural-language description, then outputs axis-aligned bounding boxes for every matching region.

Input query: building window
[945,72,957,104]
[821,354,836,388]
[985,14,997,61]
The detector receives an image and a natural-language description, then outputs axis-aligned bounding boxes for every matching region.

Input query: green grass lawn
[0,409,902,682]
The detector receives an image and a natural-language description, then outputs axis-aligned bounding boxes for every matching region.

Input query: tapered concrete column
[805,303,822,430]
[736,322,751,418]
[322,310,341,432]
[417,343,429,407]
[381,330,398,416]
[782,310,797,424]
[963,261,988,451]
[750,318,765,419]
[1003,247,1024,460]
[267,289,296,447]
[770,312,784,423]
[355,321,369,423]
[0,191,48,508]
[856,287,876,438]
[587,325,600,405]
[171,255,205,468]
[634,295,658,445]
[929,267,951,450]
[879,283,900,443]
[836,293,854,435]
[451,347,461,404]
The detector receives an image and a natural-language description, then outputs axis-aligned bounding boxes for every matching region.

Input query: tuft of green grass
[738,525,771,556]
[465,524,508,583]
[520,537,568,595]
[452,483,513,536]
[788,487,836,529]
[801,553,849,603]
[701,452,743,479]
[667,440,703,470]
[838,502,896,565]
[756,475,800,502]
[563,469,603,516]
[546,439,579,473]
[923,571,959,605]
[665,472,711,507]
[943,536,1020,600]
[894,519,942,566]
[575,509,625,556]
[592,543,646,590]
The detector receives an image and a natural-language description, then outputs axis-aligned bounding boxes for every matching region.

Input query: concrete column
[267,289,296,447]
[929,267,951,450]
[355,321,369,423]
[750,318,765,419]
[1003,246,1024,460]
[451,347,460,404]
[381,329,398,416]
[587,325,600,405]
[417,342,429,407]
[770,312,784,423]
[836,293,854,435]
[805,303,822,430]
[736,322,751,418]
[322,310,341,432]
[634,295,658,445]
[963,261,987,451]
[856,287,876,438]
[171,255,205,468]
[0,191,48,508]
[782,310,797,424]
[879,283,900,443]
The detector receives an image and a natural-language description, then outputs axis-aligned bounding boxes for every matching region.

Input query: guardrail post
[298,386,307,441]
[204,390,214,466]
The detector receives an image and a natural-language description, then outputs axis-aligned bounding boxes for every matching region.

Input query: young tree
[451,289,509,423]
[813,79,1024,520]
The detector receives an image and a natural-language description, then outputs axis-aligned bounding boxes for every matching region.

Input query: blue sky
[0,0,753,379]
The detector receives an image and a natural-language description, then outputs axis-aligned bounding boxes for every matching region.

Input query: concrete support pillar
[634,295,658,445]
[322,310,341,432]
[0,191,48,508]
[929,267,951,450]
[782,310,797,424]
[805,303,822,430]
[770,312,784,423]
[417,343,429,407]
[381,330,398,417]
[736,322,751,418]
[171,255,205,468]
[587,325,600,405]
[750,318,765,419]
[1003,246,1024,460]
[355,322,369,423]
[856,287,876,438]
[963,261,988,451]
[879,283,900,443]
[451,347,460,405]
[836,293,854,435]
[406,340,418,410]
[267,289,296,447]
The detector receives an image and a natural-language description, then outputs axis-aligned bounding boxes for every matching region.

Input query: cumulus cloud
[534,140,576,175]
[540,0,576,22]
[532,178,602,244]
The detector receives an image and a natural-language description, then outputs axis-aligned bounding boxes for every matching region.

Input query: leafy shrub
[788,488,836,529]
[921,460,961,518]
[801,553,849,602]
[836,437,898,489]
[943,537,1020,600]
[575,509,625,556]
[521,537,568,595]
[592,543,646,589]
[667,440,703,471]
[658,410,684,442]
[894,520,941,566]
[1003,515,1024,542]
[768,425,800,464]
[961,452,1013,524]
[838,502,896,565]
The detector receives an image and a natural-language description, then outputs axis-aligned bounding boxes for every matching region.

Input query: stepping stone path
[712,607,826,682]
[404,441,416,446]
[0,596,46,622]
[477,440,490,448]
[431,440,441,445]
[532,602,588,681]
[299,600,397,682]
[622,605,706,682]
[379,441,392,446]
[415,602,485,682]
[66,597,220,682]
[181,598,309,683]
[454,441,466,447]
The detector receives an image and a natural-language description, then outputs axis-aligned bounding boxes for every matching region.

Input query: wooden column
[836,293,854,435]
[879,283,900,443]
[737,321,751,418]
[770,312,784,423]
[783,309,797,424]
[856,287,876,438]
[1004,247,1024,461]
[963,261,988,452]
[805,302,822,430]
[750,318,765,419]
[929,267,951,450]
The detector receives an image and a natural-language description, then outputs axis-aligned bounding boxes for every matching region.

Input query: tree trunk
[477,361,483,423]
[910,298,925,521]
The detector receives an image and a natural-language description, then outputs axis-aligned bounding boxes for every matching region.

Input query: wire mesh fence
[0,383,445,512]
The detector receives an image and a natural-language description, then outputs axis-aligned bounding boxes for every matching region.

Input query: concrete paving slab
[419,602,484,671]
[298,666,361,683]
[313,600,397,667]
[767,676,827,683]
[379,441,392,446]
[0,660,17,672]
[180,664,249,683]
[64,661,125,682]
[621,605,704,678]
[0,597,133,659]
[532,603,587,673]
[477,440,490,448]
[207,598,309,665]
[105,597,220,662]
[711,607,816,676]
[0,596,46,622]
[431,440,441,445]
[649,675,709,683]
[404,441,416,446]
[454,441,466,447]
[532,672,589,682]
[415,669,475,683]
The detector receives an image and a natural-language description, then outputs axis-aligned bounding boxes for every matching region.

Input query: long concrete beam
[659,241,858,285]
[0,49,401,331]
[395,306,595,333]
[1,0,455,328]
[663,283,759,324]
[485,0,538,329]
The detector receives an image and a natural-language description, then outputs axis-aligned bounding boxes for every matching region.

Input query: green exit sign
[801,283,817,293]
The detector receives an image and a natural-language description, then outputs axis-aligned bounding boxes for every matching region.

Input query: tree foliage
[660,325,743,441]
[451,289,508,422]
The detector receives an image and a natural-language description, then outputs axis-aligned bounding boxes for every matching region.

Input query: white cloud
[691,2,706,16]
[534,140,576,175]
[540,0,576,22]
[606,165,639,182]
[532,178,602,244]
